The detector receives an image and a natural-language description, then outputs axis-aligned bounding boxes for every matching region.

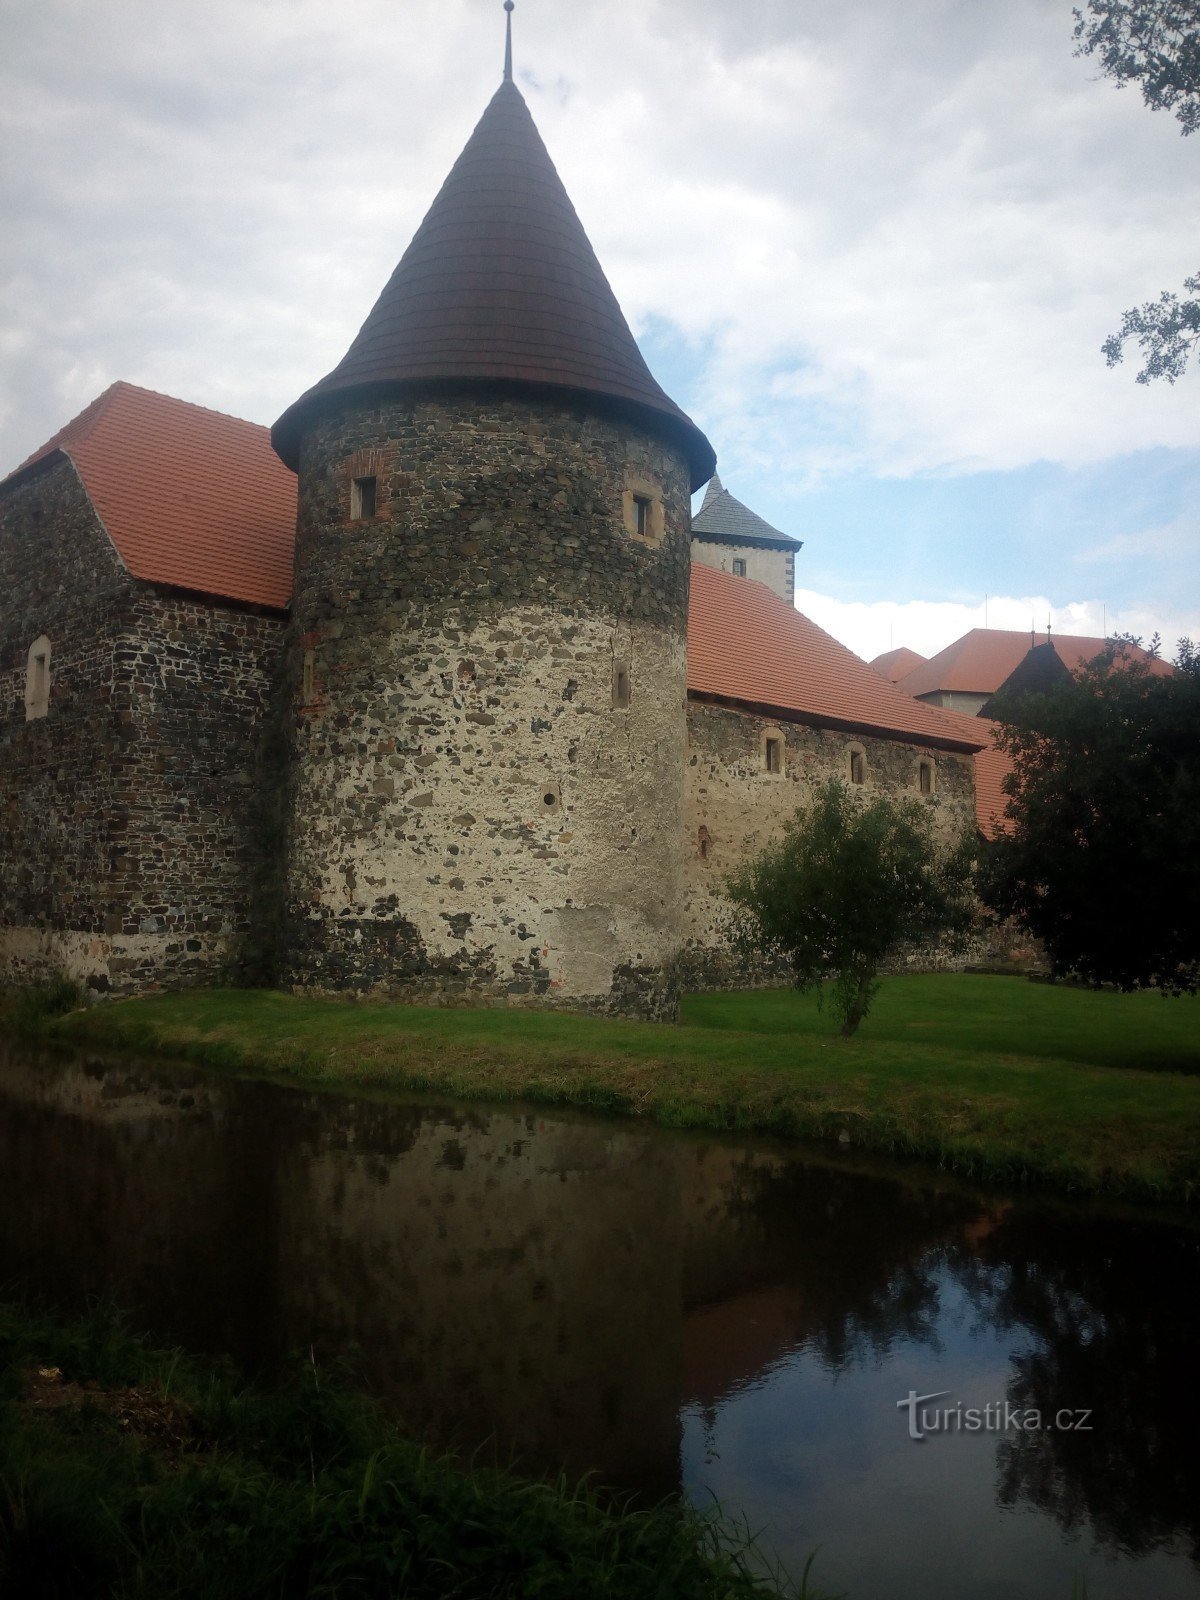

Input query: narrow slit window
[850,749,865,785]
[302,650,315,706]
[698,824,711,860]
[351,475,377,520]
[612,660,631,709]
[25,635,51,721]
[632,494,651,538]
[732,558,747,577]
[764,735,783,774]
[919,758,934,795]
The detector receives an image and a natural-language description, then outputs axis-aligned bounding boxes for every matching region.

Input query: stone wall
[680,697,978,984]
[689,537,795,601]
[283,392,692,1018]
[0,457,284,992]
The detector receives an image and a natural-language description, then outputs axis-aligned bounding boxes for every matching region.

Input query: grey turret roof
[691,475,802,550]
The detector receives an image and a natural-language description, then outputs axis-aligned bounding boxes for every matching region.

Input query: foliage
[724,781,977,1036]
[1072,1,1200,381]
[0,1300,803,1600]
[979,640,1200,992]
[1100,271,1200,382]
[1073,0,1200,132]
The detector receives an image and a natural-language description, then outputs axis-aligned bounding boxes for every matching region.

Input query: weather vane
[503,1,514,83]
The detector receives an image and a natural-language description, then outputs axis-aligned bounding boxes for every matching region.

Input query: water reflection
[1,1041,1197,1598]
[956,1209,1200,1566]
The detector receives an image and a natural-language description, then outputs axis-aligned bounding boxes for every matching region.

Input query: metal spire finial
[503,1,514,82]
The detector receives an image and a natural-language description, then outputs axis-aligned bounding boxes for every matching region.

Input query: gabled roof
[687,567,985,752]
[272,80,715,490]
[899,627,1170,698]
[930,708,1014,839]
[691,474,801,550]
[3,383,297,610]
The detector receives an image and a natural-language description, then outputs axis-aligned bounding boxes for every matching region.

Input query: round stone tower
[271,61,715,1020]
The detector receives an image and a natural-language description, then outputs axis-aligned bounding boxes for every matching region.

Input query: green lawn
[682,975,1200,1074]
[35,976,1200,1204]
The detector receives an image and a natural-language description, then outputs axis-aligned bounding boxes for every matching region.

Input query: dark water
[1,1041,1198,1600]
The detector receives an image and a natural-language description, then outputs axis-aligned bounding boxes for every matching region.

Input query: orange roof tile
[870,645,926,682]
[5,382,296,610]
[899,627,1170,698]
[929,708,1015,838]
[687,567,985,752]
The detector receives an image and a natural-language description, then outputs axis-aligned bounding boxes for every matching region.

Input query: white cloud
[1076,513,1198,564]
[0,0,1196,485]
[793,587,1200,665]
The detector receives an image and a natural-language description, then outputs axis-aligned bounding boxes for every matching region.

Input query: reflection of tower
[271,19,715,1019]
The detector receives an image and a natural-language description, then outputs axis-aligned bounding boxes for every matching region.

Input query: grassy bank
[36,977,1200,1203]
[0,1299,796,1599]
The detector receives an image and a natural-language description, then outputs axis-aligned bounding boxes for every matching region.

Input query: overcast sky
[1,0,1196,660]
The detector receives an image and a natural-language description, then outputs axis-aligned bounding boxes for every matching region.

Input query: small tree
[726,779,977,1036]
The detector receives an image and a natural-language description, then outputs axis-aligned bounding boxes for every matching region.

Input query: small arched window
[919,758,935,796]
[849,747,866,786]
[25,635,51,721]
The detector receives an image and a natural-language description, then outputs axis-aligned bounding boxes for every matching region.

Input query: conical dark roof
[979,640,1072,718]
[273,81,715,488]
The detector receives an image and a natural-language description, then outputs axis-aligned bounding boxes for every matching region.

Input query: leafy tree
[979,640,1200,991]
[1100,271,1200,382]
[1072,1,1200,381]
[1073,0,1200,131]
[726,780,977,1037]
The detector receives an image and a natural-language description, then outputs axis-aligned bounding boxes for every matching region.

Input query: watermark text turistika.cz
[897,1390,1093,1442]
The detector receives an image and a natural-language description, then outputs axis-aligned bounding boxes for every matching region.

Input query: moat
[2,1039,1197,1599]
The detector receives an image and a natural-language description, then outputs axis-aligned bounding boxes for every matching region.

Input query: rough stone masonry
[281,393,693,1020]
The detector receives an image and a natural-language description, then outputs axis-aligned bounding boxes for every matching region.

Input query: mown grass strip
[38,979,1200,1204]
[682,976,1200,1075]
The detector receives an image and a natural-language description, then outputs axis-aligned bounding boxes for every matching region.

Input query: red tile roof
[273,81,715,489]
[899,627,1170,698]
[930,708,1014,837]
[870,645,926,682]
[687,567,985,752]
[5,382,296,609]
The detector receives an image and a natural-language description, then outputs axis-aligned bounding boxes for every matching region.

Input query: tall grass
[0,1299,810,1600]
[6,974,83,1028]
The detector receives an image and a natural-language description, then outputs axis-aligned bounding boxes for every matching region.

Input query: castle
[0,47,986,1019]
